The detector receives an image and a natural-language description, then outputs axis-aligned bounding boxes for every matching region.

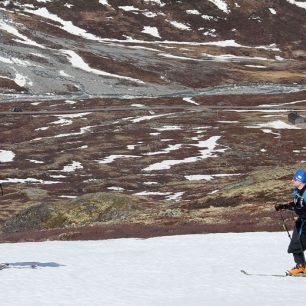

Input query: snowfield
[0,232,305,306]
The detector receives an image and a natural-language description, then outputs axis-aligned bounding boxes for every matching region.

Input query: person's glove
[274,203,289,211]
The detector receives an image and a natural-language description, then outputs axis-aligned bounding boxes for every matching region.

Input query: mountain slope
[0,0,305,239]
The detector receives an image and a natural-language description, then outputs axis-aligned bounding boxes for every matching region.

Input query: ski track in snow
[0,232,305,306]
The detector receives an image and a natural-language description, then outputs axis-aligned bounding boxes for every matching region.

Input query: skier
[275,169,306,275]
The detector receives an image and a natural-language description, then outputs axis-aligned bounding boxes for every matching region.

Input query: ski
[241,269,287,277]
[0,263,9,270]
[241,269,306,277]
[0,263,37,270]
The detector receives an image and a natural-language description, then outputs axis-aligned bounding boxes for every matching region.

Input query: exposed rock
[2,192,153,232]
[21,188,49,200]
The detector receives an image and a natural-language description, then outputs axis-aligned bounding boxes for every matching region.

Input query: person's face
[291,178,305,189]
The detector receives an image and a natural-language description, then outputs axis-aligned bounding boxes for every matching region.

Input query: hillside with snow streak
[0,0,305,240]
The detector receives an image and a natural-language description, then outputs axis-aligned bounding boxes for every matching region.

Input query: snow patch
[142,26,161,38]
[245,120,301,130]
[168,20,191,31]
[185,173,241,181]
[186,10,201,15]
[61,49,144,84]
[142,11,158,18]
[143,136,225,171]
[0,20,45,49]
[60,161,83,173]
[143,144,182,156]
[0,178,60,184]
[144,0,165,6]
[201,14,215,20]
[183,97,200,105]
[119,6,140,12]
[107,187,125,192]
[0,150,15,162]
[96,155,140,164]
[154,125,182,131]
[24,7,101,41]
[99,0,111,6]
[269,8,277,14]
[286,0,306,9]
[208,0,230,14]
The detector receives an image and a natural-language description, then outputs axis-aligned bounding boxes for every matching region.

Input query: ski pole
[278,210,292,240]
[0,184,3,196]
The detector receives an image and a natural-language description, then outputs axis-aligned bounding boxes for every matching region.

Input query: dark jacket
[287,185,306,219]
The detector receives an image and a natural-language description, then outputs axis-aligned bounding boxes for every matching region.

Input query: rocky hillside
[0,0,305,242]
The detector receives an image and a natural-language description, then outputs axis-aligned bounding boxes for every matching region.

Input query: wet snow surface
[0,232,305,306]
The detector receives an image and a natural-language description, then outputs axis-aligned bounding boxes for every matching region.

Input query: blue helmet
[293,169,306,183]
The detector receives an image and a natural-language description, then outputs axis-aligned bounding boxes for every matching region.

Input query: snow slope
[0,232,304,306]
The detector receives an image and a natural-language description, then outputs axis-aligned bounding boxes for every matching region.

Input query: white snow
[183,97,200,105]
[186,10,201,15]
[135,191,171,196]
[14,72,33,87]
[245,120,301,130]
[142,26,161,38]
[32,126,93,141]
[269,8,277,15]
[167,20,191,31]
[24,7,101,41]
[154,125,182,131]
[119,6,140,12]
[0,55,12,64]
[131,113,175,123]
[143,144,182,156]
[96,155,140,164]
[0,20,46,49]
[142,11,158,18]
[208,0,230,14]
[99,0,111,7]
[59,70,72,77]
[64,3,73,8]
[159,53,201,61]
[286,0,306,9]
[201,14,215,20]
[185,173,240,181]
[134,190,183,201]
[0,232,304,306]
[0,178,60,184]
[50,113,90,126]
[61,49,144,84]
[201,53,270,61]
[60,161,83,173]
[26,159,44,164]
[218,120,239,124]
[245,65,267,68]
[107,186,125,192]
[144,0,165,7]
[166,191,184,201]
[143,136,225,171]
[0,150,15,162]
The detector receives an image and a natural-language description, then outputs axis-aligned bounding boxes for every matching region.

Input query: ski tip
[0,263,9,270]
